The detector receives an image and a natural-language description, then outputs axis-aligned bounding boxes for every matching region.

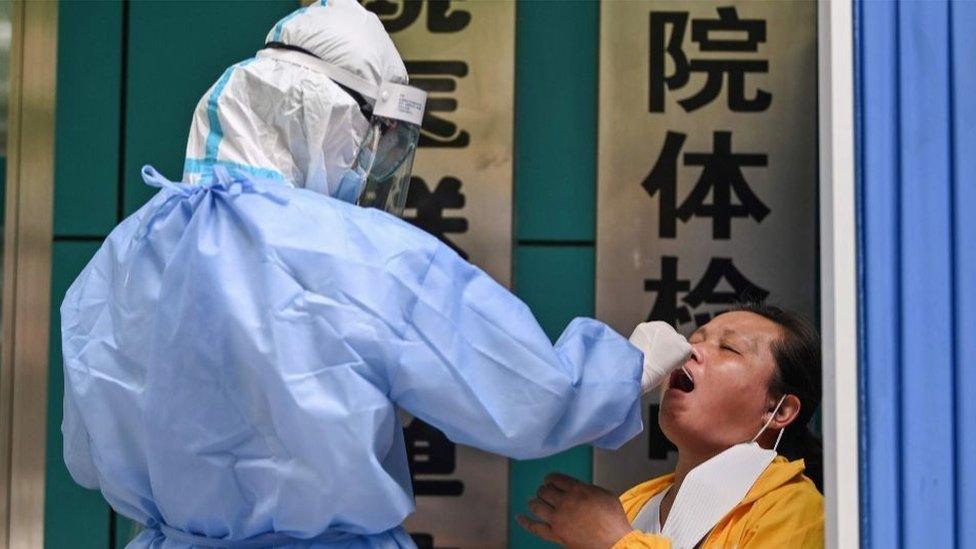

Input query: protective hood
[183,0,408,196]
[268,0,408,101]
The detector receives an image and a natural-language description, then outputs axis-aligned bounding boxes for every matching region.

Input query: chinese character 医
[405,61,470,148]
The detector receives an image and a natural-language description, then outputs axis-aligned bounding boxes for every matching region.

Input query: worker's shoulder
[263,187,448,257]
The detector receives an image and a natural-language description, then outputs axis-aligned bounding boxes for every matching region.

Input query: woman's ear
[771,394,802,430]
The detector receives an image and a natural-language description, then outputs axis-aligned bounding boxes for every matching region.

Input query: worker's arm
[61,373,100,490]
[59,254,106,491]
[384,243,645,459]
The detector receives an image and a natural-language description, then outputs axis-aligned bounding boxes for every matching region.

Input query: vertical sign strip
[595,2,819,495]
[362,2,515,547]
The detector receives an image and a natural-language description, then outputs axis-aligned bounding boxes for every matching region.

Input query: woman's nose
[689,344,704,363]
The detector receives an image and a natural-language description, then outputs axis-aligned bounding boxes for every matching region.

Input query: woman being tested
[519,304,824,548]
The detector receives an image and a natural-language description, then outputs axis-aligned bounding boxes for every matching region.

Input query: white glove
[629,321,692,394]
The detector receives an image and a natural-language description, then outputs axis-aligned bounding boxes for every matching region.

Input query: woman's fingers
[516,514,558,543]
[537,483,564,507]
[543,472,578,491]
[528,497,554,522]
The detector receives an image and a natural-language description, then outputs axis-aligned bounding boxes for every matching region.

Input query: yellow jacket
[612,457,823,548]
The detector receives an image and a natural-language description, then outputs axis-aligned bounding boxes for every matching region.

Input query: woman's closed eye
[721,343,741,355]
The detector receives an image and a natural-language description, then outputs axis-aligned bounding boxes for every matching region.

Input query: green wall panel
[510,2,601,545]
[123,0,299,215]
[513,246,596,341]
[53,1,123,237]
[45,241,111,549]
[515,1,598,242]
[113,515,141,549]
[509,245,596,548]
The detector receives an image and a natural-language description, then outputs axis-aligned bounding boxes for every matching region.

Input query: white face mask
[641,395,790,548]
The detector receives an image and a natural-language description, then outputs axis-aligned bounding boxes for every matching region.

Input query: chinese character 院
[642,131,769,239]
[405,60,470,148]
[403,418,464,497]
[644,256,770,327]
[649,6,770,112]
[404,176,469,258]
[363,0,470,33]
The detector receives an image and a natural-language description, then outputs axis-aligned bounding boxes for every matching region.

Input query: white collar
[632,487,668,534]
[638,443,777,548]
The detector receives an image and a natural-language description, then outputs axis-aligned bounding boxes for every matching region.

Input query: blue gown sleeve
[60,262,101,491]
[62,376,100,490]
[385,245,644,460]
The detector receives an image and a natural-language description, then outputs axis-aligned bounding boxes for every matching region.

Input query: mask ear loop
[750,394,788,451]
[772,423,786,452]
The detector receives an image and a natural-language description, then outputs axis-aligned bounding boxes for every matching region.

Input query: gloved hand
[629,322,692,394]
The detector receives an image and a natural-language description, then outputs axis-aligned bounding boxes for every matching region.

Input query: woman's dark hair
[729,302,823,492]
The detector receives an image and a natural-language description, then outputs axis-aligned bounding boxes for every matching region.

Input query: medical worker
[60,1,690,547]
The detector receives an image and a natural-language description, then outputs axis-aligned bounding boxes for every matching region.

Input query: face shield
[346,82,426,216]
[255,46,425,214]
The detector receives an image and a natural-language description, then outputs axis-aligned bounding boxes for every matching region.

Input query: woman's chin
[659,411,694,447]
[660,411,727,454]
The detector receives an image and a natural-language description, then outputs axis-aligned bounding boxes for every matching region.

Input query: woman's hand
[517,473,635,548]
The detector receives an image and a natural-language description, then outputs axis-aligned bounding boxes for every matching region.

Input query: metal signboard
[363,1,515,546]
[594,1,818,494]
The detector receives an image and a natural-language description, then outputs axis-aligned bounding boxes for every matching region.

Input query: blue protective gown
[61,167,643,548]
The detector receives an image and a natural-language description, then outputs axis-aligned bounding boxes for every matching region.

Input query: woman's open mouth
[668,367,695,393]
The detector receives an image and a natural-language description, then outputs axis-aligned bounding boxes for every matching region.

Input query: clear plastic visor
[353,116,421,216]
